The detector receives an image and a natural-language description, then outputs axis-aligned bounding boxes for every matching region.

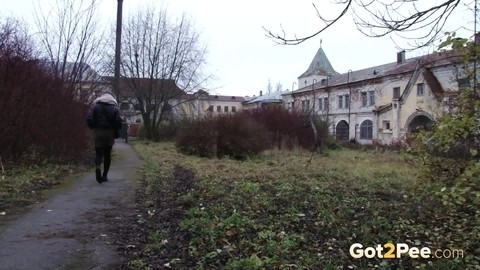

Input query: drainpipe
[354,124,359,142]
[347,69,352,139]
[291,81,296,111]
[326,77,330,130]
[312,79,317,115]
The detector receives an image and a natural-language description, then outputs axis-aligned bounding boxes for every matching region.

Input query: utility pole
[114,0,123,99]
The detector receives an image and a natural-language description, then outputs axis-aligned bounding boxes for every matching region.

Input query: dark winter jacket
[86,101,122,130]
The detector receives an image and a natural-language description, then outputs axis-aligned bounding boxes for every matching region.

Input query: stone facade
[283,46,470,145]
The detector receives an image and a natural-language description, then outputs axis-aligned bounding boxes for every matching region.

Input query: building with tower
[283,41,472,145]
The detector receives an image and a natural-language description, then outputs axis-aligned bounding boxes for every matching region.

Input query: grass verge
[0,162,88,217]
[124,141,478,270]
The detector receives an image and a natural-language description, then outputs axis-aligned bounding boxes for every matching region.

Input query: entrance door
[336,120,349,141]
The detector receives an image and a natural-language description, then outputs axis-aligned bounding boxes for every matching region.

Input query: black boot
[102,172,109,182]
[95,167,103,183]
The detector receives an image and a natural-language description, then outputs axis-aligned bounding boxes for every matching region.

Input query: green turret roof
[299,44,338,78]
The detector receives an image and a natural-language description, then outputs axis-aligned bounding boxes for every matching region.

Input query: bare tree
[264,0,469,48]
[275,81,283,92]
[33,0,106,103]
[267,78,273,94]
[119,7,208,140]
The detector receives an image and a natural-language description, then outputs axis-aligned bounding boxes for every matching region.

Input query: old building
[182,90,245,118]
[283,43,470,145]
[109,77,185,124]
[243,90,286,110]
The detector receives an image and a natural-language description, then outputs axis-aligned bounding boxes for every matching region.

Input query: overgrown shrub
[245,107,332,150]
[0,18,89,165]
[176,114,270,159]
[138,121,184,142]
[175,117,217,157]
[176,107,336,159]
[408,33,480,209]
[216,113,271,159]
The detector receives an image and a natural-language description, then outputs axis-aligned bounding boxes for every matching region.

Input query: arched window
[336,120,349,141]
[360,120,373,139]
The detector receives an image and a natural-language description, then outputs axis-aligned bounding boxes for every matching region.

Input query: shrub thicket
[138,121,183,142]
[176,107,334,159]
[176,114,270,159]
[246,107,312,149]
[408,34,480,208]
[0,18,89,164]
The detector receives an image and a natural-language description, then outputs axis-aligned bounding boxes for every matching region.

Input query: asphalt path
[0,140,140,270]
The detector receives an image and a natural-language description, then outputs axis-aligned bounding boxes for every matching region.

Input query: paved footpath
[0,140,141,270]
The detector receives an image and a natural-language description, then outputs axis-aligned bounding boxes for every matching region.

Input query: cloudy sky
[1,0,474,96]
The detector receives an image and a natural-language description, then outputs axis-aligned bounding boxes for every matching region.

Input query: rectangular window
[217,106,221,112]
[393,87,401,99]
[338,95,343,109]
[383,120,391,130]
[345,94,350,108]
[231,106,236,113]
[301,100,310,112]
[318,98,323,111]
[457,78,470,88]
[324,97,329,110]
[361,92,367,106]
[207,105,213,112]
[224,106,228,113]
[120,102,130,110]
[369,91,375,106]
[417,83,425,96]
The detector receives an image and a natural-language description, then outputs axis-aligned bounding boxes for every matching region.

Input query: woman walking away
[86,90,123,183]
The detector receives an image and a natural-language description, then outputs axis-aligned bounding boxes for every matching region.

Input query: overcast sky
[1,0,474,97]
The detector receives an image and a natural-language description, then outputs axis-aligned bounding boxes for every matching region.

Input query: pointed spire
[298,41,338,78]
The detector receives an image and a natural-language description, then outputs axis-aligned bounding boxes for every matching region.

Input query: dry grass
[129,142,473,270]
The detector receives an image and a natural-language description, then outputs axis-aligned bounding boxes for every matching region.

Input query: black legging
[95,146,112,176]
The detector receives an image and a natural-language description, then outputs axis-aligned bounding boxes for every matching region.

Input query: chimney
[397,50,405,64]
[260,90,263,96]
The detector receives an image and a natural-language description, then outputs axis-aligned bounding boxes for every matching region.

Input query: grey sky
[1,0,474,97]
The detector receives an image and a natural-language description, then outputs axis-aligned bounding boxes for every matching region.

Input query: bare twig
[264,0,464,49]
